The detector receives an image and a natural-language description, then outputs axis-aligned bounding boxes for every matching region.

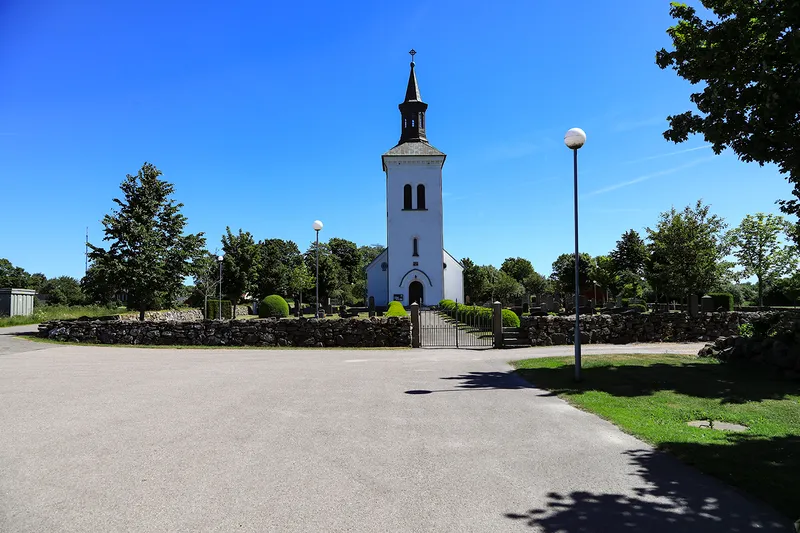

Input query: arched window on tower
[413,238,419,257]
[404,184,412,210]
[417,184,426,210]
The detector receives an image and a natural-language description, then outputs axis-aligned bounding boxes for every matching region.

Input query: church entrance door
[409,281,424,306]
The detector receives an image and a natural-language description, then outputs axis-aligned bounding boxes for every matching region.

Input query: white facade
[365,56,463,308]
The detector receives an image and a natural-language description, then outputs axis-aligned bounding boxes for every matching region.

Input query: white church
[366,52,464,308]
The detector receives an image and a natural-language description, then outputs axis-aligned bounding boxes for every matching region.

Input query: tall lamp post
[312,220,324,318]
[564,127,587,381]
[217,255,224,320]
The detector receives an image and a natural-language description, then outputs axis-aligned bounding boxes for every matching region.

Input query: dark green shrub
[629,303,647,313]
[259,295,289,318]
[707,292,734,312]
[386,301,407,317]
[502,309,520,327]
[206,299,232,320]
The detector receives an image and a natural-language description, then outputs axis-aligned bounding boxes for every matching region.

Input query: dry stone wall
[118,309,204,322]
[520,312,749,345]
[38,317,410,348]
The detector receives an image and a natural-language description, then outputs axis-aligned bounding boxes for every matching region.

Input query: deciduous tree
[656,2,800,239]
[88,163,205,320]
[727,212,797,307]
[645,200,729,301]
[221,227,259,317]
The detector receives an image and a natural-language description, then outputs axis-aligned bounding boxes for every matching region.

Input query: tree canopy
[727,212,797,306]
[87,162,206,320]
[656,1,800,238]
[645,200,729,300]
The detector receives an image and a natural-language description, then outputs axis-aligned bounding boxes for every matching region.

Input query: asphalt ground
[0,327,790,532]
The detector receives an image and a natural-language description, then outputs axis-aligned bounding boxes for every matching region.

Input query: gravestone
[368,296,375,318]
[701,295,714,313]
[689,294,699,317]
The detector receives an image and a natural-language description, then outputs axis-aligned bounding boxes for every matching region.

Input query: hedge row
[386,301,408,317]
[707,292,734,312]
[438,300,520,328]
[206,299,232,320]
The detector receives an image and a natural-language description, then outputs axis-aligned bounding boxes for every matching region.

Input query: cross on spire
[409,49,416,64]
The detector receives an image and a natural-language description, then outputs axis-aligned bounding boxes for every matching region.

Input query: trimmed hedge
[502,309,521,328]
[206,299,232,320]
[386,301,408,317]
[259,295,289,318]
[707,292,734,312]
[438,299,519,327]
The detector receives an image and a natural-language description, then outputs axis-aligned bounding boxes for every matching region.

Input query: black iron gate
[418,305,494,348]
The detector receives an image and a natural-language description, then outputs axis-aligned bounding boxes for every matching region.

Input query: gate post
[492,301,503,349]
[410,302,420,348]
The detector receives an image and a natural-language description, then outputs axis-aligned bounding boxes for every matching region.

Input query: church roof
[382,141,445,157]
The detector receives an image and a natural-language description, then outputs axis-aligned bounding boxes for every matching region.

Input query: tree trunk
[232,303,237,320]
[758,275,763,309]
[139,303,146,322]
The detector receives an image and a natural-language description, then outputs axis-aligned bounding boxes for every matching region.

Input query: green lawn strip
[18,334,408,350]
[512,354,800,520]
[0,305,127,328]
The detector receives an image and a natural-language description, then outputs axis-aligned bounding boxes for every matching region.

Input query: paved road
[0,331,790,532]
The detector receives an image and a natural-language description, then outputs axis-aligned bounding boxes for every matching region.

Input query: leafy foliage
[87,163,206,320]
[656,1,800,240]
[550,253,595,295]
[645,200,729,300]
[221,227,259,316]
[39,276,85,306]
[259,295,289,318]
[385,301,407,317]
[500,257,535,285]
[205,299,232,320]
[727,213,797,306]
[707,292,734,312]
[255,238,302,299]
[0,258,34,289]
[461,257,488,304]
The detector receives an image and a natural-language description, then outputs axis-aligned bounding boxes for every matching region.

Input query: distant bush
[629,303,647,313]
[259,295,289,318]
[206,299,232,320]
[707,292,734,312]
[502,308,520,327]
[386,301,407,317]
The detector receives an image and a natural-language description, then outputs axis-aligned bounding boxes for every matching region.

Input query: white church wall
[365,249,389,307]
[385,156,445,306]
[442,250,464,304]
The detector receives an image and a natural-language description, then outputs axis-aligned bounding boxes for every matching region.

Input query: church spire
[398,49,428,144]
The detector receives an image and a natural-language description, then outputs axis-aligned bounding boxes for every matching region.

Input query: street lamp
[565,127,586,381]
[312,220,324,318]
[217,255,224,320]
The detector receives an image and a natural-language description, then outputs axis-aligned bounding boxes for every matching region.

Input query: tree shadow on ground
[440,371,536,390]
[505,445,795,532]
[515,360,800,403]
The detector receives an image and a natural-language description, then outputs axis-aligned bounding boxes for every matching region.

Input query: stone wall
[118,309,205,322]
[38,317,411,348]
[520,312,749,345]
[699,334,800,376]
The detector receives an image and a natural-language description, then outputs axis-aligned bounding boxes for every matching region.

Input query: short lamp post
[565,127,586,381]
[217,255,224,320]
[313,220,324,318]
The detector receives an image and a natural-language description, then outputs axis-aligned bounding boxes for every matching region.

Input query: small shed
[0,288,36,317]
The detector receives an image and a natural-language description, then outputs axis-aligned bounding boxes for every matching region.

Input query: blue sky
[0,0,790,280]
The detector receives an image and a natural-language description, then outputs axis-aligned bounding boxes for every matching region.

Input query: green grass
[0,305,126,328]
[512,354,800,520]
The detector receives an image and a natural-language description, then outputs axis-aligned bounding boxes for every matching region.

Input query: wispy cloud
[583,157,715,198]
[622,144,712,165]
[612,116,665,133]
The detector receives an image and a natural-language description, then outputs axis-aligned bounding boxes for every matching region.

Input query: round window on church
[381,262,388,272]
